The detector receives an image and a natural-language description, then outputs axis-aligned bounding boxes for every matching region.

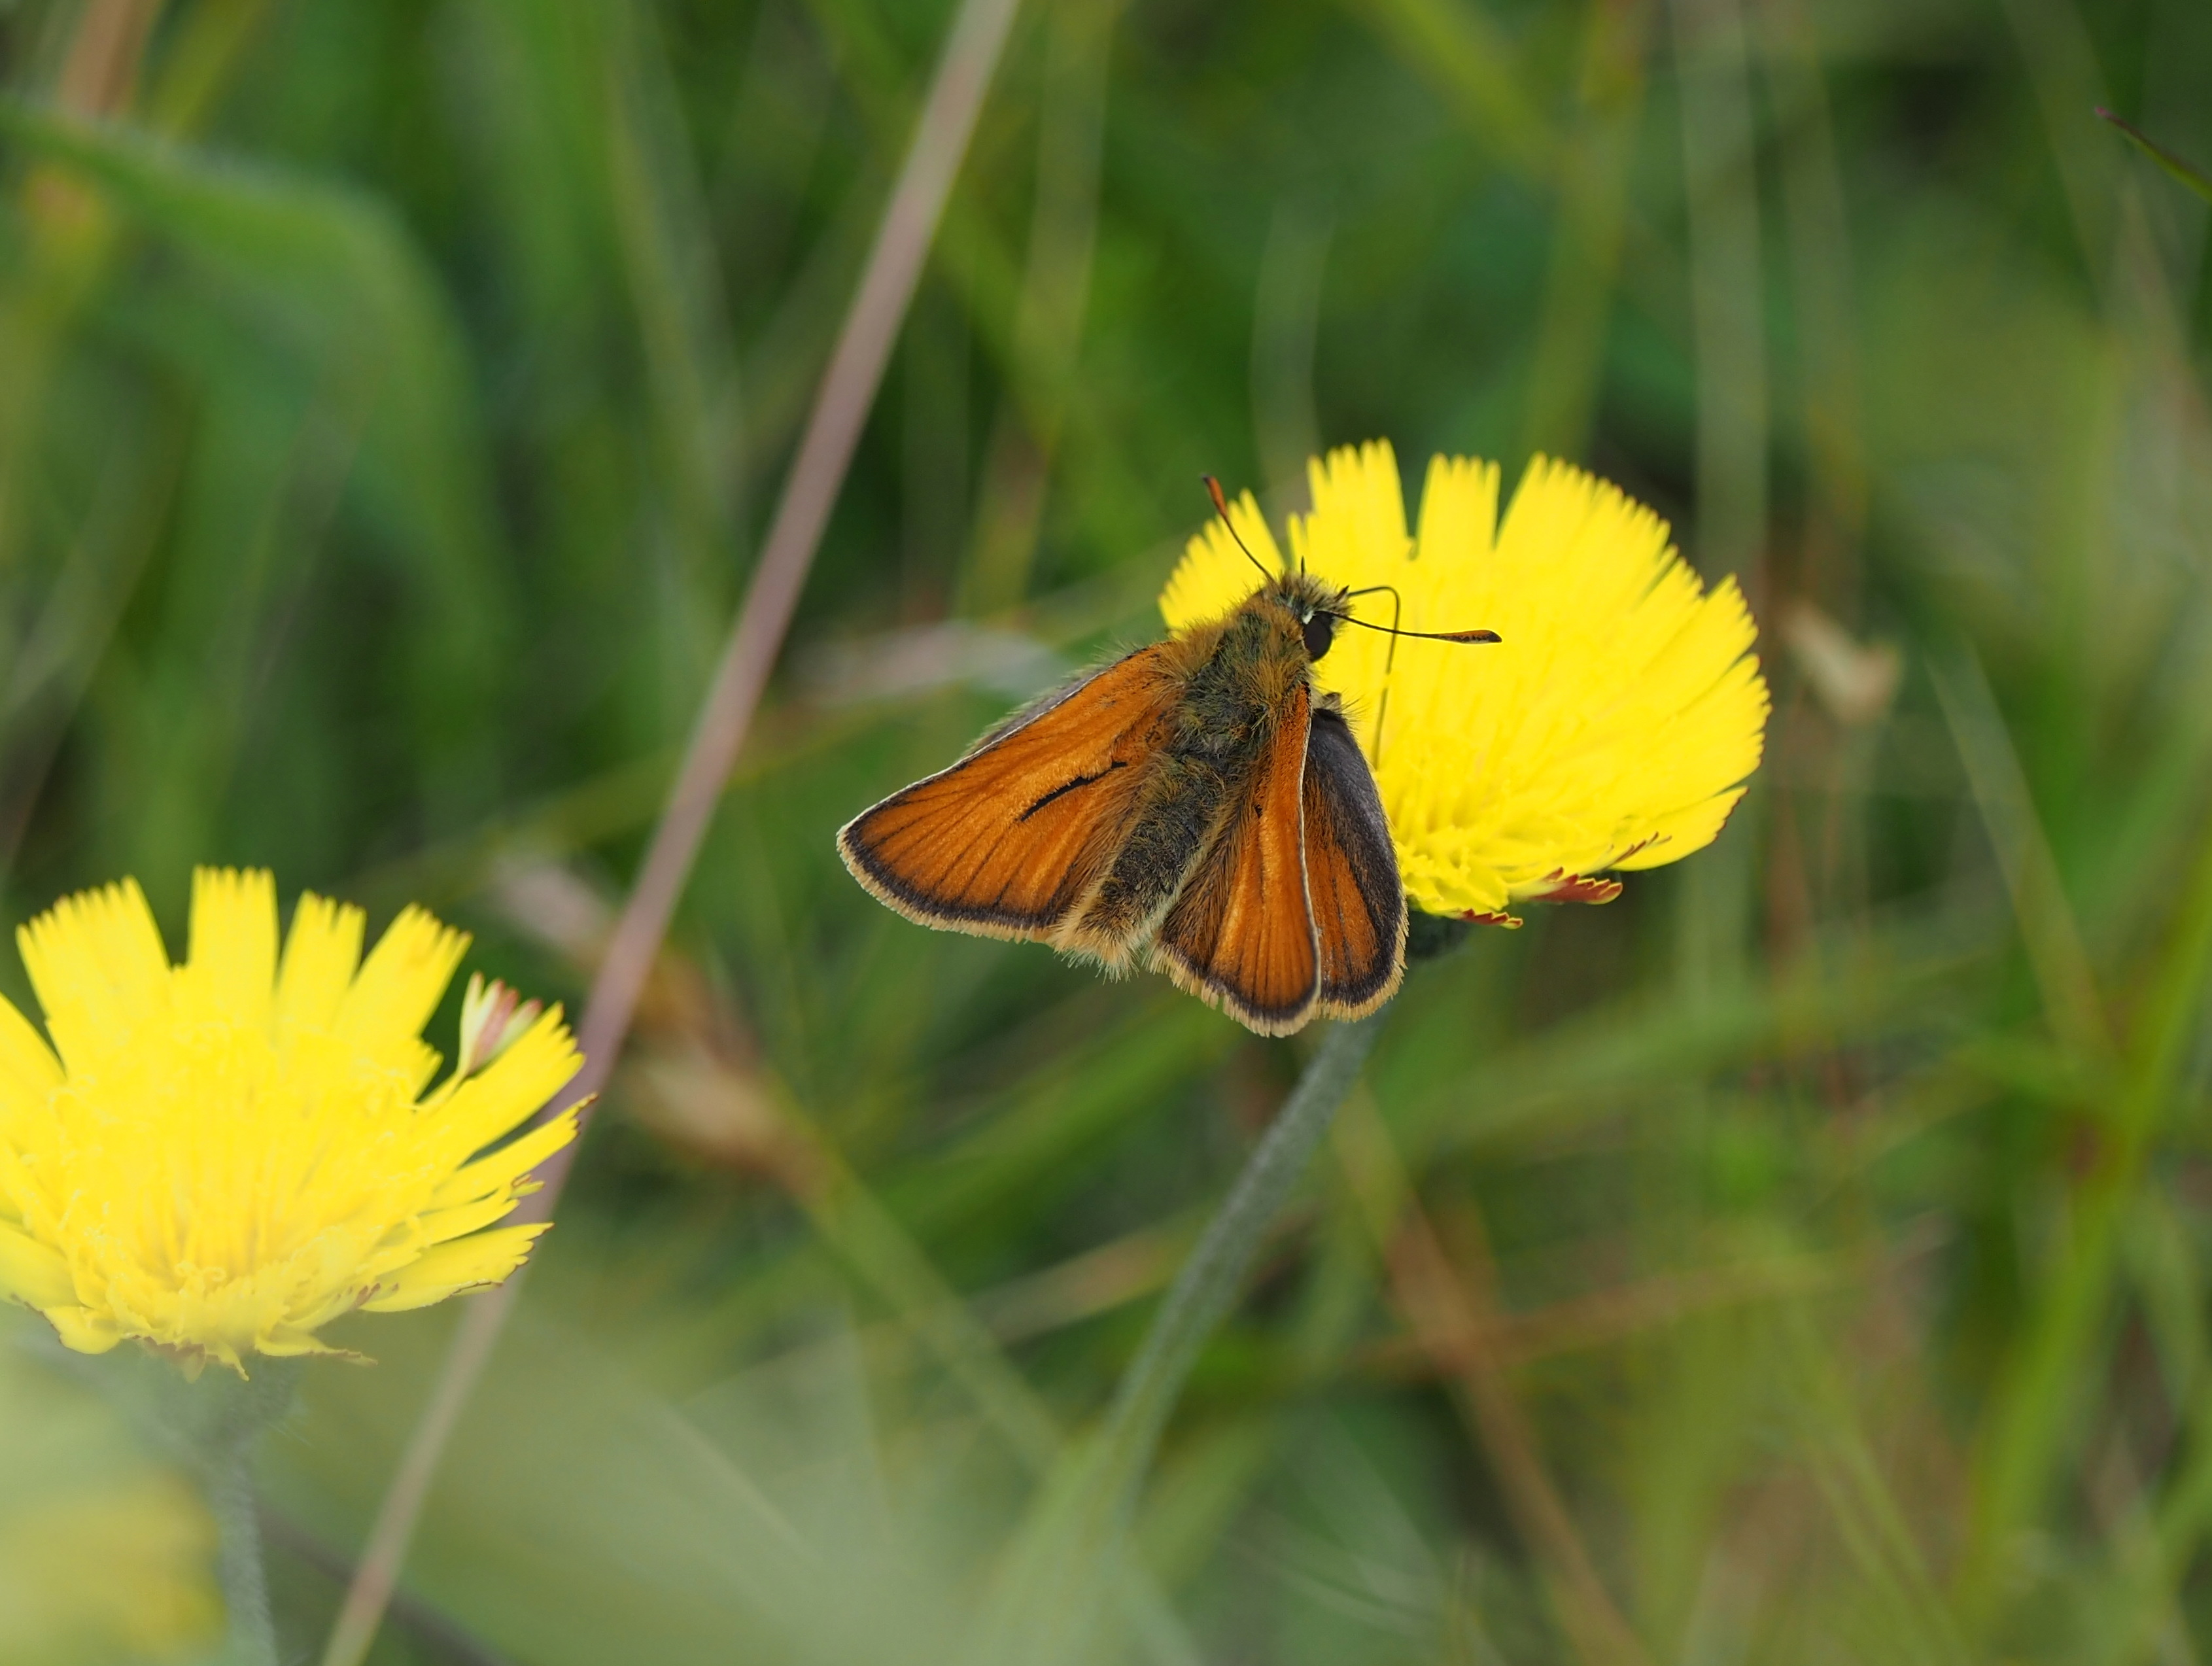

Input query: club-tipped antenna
[1327,614,1502,645]
[1326,585,1500,764]
[1202,476,1275,585]
[1330,583,1501,645]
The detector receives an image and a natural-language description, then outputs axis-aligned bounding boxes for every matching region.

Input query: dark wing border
[1302,704,1407,1016]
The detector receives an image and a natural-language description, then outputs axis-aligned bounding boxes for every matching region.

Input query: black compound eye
[1302,612,1336,661]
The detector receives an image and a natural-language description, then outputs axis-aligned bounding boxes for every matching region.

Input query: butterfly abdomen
[1057,750,1230,962]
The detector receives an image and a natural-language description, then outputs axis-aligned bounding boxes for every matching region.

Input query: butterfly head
[1267,570,1351,663]
[1199,475,1499,667]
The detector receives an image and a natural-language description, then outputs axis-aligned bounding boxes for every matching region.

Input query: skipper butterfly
[837,481,1497,1035]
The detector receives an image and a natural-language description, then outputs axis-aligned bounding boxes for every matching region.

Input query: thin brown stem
[1389,1199,1653,1666]
[1336,1092,1651,1666]
[56,0,165,115]
[317,1,1024,1659]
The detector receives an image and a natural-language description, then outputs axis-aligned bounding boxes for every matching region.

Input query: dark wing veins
[1017,758,1130,822]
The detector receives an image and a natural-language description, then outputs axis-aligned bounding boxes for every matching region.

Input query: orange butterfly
[837,482,1498,1035]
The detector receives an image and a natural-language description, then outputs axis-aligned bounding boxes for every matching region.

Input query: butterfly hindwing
[1302,703,1407,1016]
[1150,679,1321,1034]
[837,648,1178,939]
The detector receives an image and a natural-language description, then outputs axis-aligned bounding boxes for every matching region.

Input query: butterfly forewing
[837,647,1178,939]
[1150,680,1321,1035]
[1303,705,1407,1016]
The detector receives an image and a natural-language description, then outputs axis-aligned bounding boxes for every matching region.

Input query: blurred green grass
[3,0,2212,1661]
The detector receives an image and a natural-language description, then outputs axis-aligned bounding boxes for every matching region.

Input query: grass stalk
[1956,767,2212,1626]
[2098,109,2212,205]
[1337,1088,1653,1666]
[316,1,1024,1658]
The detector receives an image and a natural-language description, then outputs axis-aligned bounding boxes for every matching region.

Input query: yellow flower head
[1161,442,1769,921]
[0,870,581,1374]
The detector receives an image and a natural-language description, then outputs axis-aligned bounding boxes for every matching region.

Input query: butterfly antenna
[1327,608,1502,648]
[1357,584,1403,757]
[1202,476,1275,585]
[1321,587,1499,763]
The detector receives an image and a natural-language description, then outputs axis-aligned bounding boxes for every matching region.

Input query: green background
[1,0,2211,1659]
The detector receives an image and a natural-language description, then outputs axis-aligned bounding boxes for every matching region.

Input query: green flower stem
[210,1440,276,1666]
[1093,1009,1386,1516]
[969,1004,1414,1665]
[973,1013,1387,1664]
[196,1361,303,1666]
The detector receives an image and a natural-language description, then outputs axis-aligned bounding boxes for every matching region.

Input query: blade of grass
[1672,0,1767,588]
[52,0,163,116]
[1336,1088,1654,1666]
[598,908,1211,1659]
[1341,0,1553,179]
[318,0,1025,1657]
[1249,196,1332,498]
[770,1096,1209,1665]
[1390,897,2000,1164]
[1519,0,1650,462]
[2097,109,2212,206]
[0,424,182,875]
[804,0,1163,563]
[1758,0,1867,600]
[1780,1305,1973,1666]
[1929,645,2113,1061]
[143,0,278,135]
[1996,0,2119,283]
[1954,781,2212,1629]
[605,0,748,653]
[0,101,512,815]
[961,0,1116,613]
[262,1510,516,1666]
[1357,1253,1839,1378]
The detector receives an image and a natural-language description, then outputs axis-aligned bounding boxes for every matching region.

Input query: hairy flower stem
[1097,1010,1385,1514]
[973,1012,1389,1664]
[192,1361,302,1666]
[211,1444,276,1666]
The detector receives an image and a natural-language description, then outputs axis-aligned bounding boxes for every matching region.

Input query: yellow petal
[417,1192,522,1247]
[44,1304,123,1354]
[249,1326,354,1360]
[181,867,277,1030]
[333,905,468,1058]
[18,880,171,1072]
[1612,787,1749,871]
[360,1224,547,1312]
[276,892,366,1034]
[426,1013,583,1166]
[430,1105,580,1211]
[0,994,61,1126]
[1413,453,1502,564]
[0,1220,73,1307]
[1298,440,1410,587]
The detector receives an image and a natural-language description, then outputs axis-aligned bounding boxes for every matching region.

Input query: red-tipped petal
[1523,870,1624,906]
